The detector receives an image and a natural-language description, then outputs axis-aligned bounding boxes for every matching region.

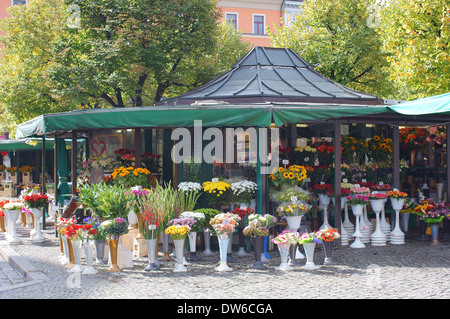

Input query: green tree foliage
[0,0,250,129]
[378,0,450,100]
[268,0,395,99]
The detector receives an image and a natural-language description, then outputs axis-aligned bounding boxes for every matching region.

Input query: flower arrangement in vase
[350,186,371,195]
[22,193,49,242]
[202,180,232,207]
[341,136,368,164]
[276,201,312,218]
[272,187,310,203]
[292,146,317,167]
[114,149,134,167]
[367,135,393,163]
[209,212,241,272]
[99,217,129,272]
[110,166,152,189]
[230,180,257,204]
[297,232,322,269]
[272,230,300,271]
[312,183,332,194]
[178,182,203,212]
[315,226,340,265]
[141,152,162,174]
[269,165,308,189]
[426,126,446,152]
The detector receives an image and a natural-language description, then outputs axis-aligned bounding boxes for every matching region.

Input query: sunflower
[373,135,381,141]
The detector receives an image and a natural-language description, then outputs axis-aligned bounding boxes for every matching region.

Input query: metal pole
[71,131,77,195]
[446,123,450,199]
[393,125,400,189]
[135,128,142,168]
[42,136,47,230]
[334,121,342,247]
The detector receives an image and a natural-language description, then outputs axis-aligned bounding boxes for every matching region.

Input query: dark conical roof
[157,47,382,106]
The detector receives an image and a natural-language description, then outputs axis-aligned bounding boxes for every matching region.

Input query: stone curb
[0,240,49,284]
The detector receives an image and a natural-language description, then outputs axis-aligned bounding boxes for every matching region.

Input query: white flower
[178,182,202,193]
[230,180,258,196]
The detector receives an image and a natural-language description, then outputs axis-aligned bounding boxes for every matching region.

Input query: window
[253,15,265,35]
[225,13,238,31]
[12,0,27,5]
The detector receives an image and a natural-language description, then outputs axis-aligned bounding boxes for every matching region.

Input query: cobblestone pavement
[0,221,449,300]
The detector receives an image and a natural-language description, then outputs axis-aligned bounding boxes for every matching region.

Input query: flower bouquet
[202,180,232,207]
[141,152,162,173]
[19,165,35,174]
[367,135,393,163]
[180,211,206,260]
[231,206,254,228]
[100,217,129,272]
[292,146,317,166]
[178,182,203,212]
[83,217,106,241]
[243,214,277,237]
[367,192,388,200]
[316,227,341,242]
[312,183,332,194]
[371,183,393,192]
[115,148,134,167]
[413,200,448,224]
[346,194,369,206]
[316,144,335,165]
[276,201,312,218]
[399,127,427,151]
[269,165,308,189]
[341,136,368,164]
[165,224,191,240]
[271,229,301,271]
[325,187,351,198]
[350,186,371,195]
[272,187,310,203]
[297,232,322,245]
[427,126,446,152]
[110,166,152,189]
[230,180,257,204]
[22,193,48,209]
[386,190,408,199]
[209,212,241,239]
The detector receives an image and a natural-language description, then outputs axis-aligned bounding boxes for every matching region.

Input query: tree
[0,0,250,128]
[378,0,450,100]
[268,0,395,99]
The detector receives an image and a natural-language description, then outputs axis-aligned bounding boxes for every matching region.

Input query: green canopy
[0,138,55,151]
[56,138,70,204]
[15,103,391,138]
[387,93,450,115]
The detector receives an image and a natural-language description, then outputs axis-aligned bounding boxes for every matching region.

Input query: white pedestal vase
[350,205,366,248]
[342,202,355,235]
[370,199,387,246]
[187,231,200,261]
[390,198,405,244]
[60,235,71,265]
[284,215,304,265]
[359,206,371,244]
[30,208,45,243]
[301,242,320,270]
[318,194,332,230]
[275,243,293,271]
[215,237,232,272]
[4,209,22,244]
[378,192,391,240]
[363,205,373,231]
[70,240,85,273]
[203,228,214,255]
[145,238,160,271]
[173,238,188,272]
[82,240,98,275]
[117,237,134,269]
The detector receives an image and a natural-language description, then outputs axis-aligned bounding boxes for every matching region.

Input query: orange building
[217,0,304,47]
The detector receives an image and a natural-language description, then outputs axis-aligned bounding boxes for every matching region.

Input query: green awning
[16,106,274,138]
[0,138,55,151]
[271,104,389,126]
[387,93,450,115]
[16,104,392,138]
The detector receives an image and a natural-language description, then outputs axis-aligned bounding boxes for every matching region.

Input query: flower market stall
[8,47,450,274]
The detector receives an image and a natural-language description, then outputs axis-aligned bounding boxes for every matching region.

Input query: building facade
[217,0,304,47]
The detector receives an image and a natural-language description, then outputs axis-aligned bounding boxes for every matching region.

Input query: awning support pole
[334,120,342,247]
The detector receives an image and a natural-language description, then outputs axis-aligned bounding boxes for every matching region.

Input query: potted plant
[178,182,203,212]
[202,180,232,209]
[230,180,257,205]
[110,166,152,189]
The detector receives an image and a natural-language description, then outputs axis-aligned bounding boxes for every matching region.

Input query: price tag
[342,178,348,183]
[362,179,367,183]
[393,188,399,192]
[282,159,289,165]
[354,184,361,188]
[212,178,219,183]
[290,196,298,203]
[320,182,325,185]
[379,182,384,186]
[149,224,156,230]
[372,191,379,194]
